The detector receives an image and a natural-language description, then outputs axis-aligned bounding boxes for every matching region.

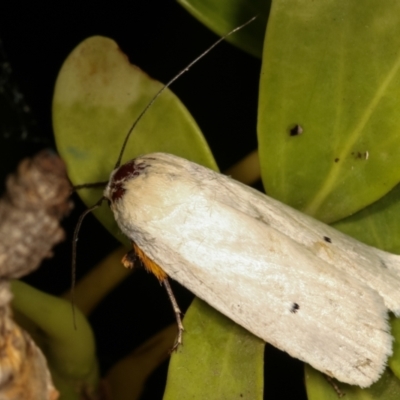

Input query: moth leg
[325,376,344,398]
[121,249,137,269]
[125,243,183,349]
[162,278,184,351]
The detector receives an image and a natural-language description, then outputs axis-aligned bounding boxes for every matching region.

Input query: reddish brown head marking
[109,159,148,202]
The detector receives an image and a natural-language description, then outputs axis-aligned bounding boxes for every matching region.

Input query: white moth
[69,17,397,391]
[102,152,399,388]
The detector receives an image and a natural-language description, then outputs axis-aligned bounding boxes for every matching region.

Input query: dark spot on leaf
[323,236,332,243]
[289,124,303,136]
[334,158,340,163]
[351,151,369,160]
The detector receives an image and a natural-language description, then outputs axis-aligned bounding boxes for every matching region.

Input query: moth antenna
[71,196,106,328]
[114,15,257,169]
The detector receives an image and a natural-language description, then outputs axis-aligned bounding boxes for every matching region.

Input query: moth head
[103,157,158,209]
[104,158,150,204]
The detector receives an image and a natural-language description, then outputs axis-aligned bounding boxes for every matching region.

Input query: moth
[103,151,398,388]
[66,17,399,390]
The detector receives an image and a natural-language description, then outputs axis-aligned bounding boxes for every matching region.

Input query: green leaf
[163,299,264,400]
[258,0,400,223]
[53,36,217,245]
[177,0,271,58]
[332,183,400,254]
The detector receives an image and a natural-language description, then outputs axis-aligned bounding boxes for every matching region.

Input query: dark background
[0,1,306,399]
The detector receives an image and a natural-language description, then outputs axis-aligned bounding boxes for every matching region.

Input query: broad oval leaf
[258,0,400,223]
[163,299,264,400]
[53,36,217,243]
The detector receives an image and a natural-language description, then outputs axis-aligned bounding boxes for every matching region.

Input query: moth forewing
[104,152,398,387]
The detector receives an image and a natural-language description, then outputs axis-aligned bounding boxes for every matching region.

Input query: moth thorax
[104,158,149,203]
